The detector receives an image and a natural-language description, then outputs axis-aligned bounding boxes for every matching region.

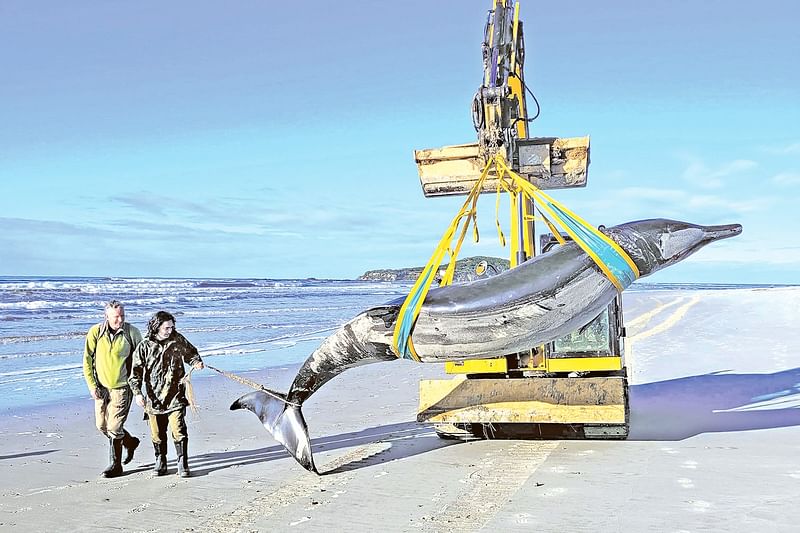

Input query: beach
[2,285,799,532]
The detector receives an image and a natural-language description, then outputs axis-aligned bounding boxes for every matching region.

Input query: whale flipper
[230,390,317,474]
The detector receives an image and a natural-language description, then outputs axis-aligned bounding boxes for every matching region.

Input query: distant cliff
[357,255,510,282]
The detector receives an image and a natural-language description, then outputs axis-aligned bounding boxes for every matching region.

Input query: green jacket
[83,322,143,390]
[128,332,203,414]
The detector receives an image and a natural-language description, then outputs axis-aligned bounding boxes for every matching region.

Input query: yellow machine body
[445,356,622,375]
[422,296,629,437]
[414,0,629,439]
[419,377,627,426]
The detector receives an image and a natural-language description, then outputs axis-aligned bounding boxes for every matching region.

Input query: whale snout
[702,223,743,243]
[613,218,744,277]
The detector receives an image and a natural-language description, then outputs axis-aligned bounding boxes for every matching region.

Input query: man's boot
[153,441,167,476]
[102,438,123,478]
[122,430,140,465]
[174,438,190,478]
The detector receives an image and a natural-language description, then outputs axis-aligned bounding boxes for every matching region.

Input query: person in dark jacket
[128,311,203,477]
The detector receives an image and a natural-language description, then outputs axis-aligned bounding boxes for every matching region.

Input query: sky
[1,1,798,283]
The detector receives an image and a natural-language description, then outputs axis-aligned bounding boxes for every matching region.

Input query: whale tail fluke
[230,390,317,474]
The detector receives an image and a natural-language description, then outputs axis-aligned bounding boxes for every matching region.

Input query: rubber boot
[101,438,124,478]
[153,442,167,476]
[175,438,190,478]
[122,430,140,465]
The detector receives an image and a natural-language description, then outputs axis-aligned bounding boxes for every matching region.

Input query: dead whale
[232,218,742,473]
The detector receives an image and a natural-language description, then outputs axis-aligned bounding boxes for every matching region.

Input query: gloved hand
[91,387,108,400]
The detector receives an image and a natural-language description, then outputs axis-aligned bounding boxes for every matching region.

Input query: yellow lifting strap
[391,153,639,361]
[391,156,494,361]
[492,155,639,290]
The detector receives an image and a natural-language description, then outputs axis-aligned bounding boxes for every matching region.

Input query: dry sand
[2,287,799,532]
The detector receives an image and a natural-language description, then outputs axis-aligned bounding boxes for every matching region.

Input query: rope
[181,369,199,417]
[204,364,301,407]
[178,328,338,410]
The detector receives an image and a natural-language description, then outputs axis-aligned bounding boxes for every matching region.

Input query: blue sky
[1,1,798,283]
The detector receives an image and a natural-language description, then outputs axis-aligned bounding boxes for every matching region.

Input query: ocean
[0,276,411,412]
[0,276,791,412]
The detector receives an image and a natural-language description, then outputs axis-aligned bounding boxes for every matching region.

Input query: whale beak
[643,220,745,275]
[702,223,743,243]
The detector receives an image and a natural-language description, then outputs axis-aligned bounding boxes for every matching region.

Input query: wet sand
[1,287,799,532]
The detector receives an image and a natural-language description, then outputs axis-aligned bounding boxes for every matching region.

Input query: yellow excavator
[414,0,629,440]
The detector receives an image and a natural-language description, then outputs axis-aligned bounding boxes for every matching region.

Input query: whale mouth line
[703,223,743,242]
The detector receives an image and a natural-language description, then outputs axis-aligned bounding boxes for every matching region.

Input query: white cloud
[611,187,770,216]
[771,172,800,186]
[685,194,772,214]
[680,158,758,189]
[617,187,686,202]
[687,242,800,266]
[761,142,800,155]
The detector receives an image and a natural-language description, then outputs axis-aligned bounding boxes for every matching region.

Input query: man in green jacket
[83,300,143,478]
[129,310,204,478]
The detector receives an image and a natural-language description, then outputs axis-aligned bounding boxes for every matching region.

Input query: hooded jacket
[128,331,202,414]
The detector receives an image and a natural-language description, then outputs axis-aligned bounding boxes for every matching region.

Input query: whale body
[232,218,742,473]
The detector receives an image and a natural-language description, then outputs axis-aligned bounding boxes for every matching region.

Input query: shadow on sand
[629,366,800,440]
[0,449,59,461]
[187,421,454,477]
[161,368,800,476]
